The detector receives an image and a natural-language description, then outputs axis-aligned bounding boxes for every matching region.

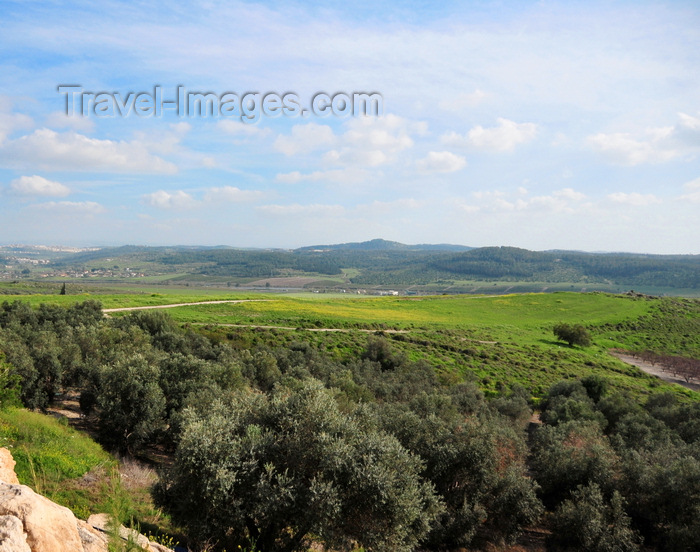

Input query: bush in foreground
[154,380,443,552]
[549,483,641,552]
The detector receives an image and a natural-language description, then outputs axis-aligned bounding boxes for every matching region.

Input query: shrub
[155,381,443,552]
[549,483,641,552]
[532,420,618,506]
[553,323,592,347]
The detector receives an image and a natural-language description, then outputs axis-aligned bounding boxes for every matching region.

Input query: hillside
[0,291,697,551]
[2,242,700,296]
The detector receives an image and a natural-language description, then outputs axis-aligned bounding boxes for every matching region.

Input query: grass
[0,408,114,518]
[182,292,698,401]
[0,288,696,550]
[0,407,173,534]
[159,292,653,339]
[4,288,698,400]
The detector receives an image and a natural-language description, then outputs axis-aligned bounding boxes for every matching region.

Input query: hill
[296,238,473,252]
[2,242,700,295]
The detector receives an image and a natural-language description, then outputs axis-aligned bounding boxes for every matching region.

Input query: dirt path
[103,300,411,333]
[103,299,269,313]
[192,322,409,334]
[610,352,700,392]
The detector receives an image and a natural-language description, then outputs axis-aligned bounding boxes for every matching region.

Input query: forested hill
[419,247,700,288]
[41,243,700,290]
[296,238,473,252]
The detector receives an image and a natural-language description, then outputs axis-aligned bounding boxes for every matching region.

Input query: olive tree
[550,483,641,552]
[155,380,443,552]
[553,323,592,347]
[90,353,166,454]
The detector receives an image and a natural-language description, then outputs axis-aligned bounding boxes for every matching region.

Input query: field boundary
[610,351,700,392]
[102,299,269,313]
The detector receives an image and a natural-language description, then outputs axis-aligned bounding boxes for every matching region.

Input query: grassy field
[184,293,698,399]
[155,292,649,335]
[3,286,698,400]
[0,287,697,550]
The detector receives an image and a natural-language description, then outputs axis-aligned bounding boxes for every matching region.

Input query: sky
[1,0,699,253]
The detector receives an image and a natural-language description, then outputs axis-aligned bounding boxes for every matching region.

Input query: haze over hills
[296,239,473,252]
[2,241,700,296]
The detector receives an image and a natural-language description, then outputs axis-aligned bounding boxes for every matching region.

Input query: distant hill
[296,239,473,252]
[11,241,700,293]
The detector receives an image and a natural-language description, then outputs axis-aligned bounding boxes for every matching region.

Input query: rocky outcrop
[0,515,31,552]
[0,448,174,552]
[0,450,20,486]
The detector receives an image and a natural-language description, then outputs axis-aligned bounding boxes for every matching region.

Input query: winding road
[102,299,268,313]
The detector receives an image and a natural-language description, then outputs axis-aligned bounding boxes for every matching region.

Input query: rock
[87,513,171,552]
[0,483,85,552]
[76,520,108,552]
[0,450,20,485]
[0,514,31,552]
[0,448,175,552]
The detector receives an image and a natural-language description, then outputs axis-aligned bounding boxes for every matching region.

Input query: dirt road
[611,352,700,392]
[103,299,268,313]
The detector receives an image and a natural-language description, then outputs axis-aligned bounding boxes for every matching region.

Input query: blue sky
[1,0,699,252]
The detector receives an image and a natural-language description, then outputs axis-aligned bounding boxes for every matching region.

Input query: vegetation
[553,322,592,347]
[4,242,700,295]
[0,407,124,521]
[534,380,700,551]
[155,381,443,552]
[0,291,696,551]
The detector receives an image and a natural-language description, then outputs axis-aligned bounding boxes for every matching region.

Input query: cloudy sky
[1,0,699,252]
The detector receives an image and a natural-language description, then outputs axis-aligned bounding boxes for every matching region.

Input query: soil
[610,352,700,392]
[103,299,268,313]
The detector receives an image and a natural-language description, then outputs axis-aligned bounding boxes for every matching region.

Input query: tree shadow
[538,338,571,347]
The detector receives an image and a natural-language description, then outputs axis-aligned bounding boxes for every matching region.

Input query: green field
[155,292,649,334]
[7,288,696,400]
[135,292,700,399]
[0,286,698,551]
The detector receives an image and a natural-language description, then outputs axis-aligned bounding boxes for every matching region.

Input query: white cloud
[131,123,191,156]
[588,127,677,165]
[274,123,336,156]
[438,90,487,112]
[257,203,345,216]
[680,177,700,203]
[219,120,272,139]
[10,175,70,197]
[442,118,538,152]
[468,187,587,214]
[415,151,466,173]
[321,114,421,169]
[275,168,369,185]
[589,112,700,165]
[455,202,480,214]
[142,190,197,209]
[33,201,104,214]
[343,114,418,152]
[607,192,661,206]
[676,113,700,145]
[683,177,700,190]
[364,198,424,213]
[276,171,310,184]
[204,186,265,202]
[554,188,586,201]
[0,99,33,144]
[0,129,178,173]
[44,111,95,133]
[323,148,387,167]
